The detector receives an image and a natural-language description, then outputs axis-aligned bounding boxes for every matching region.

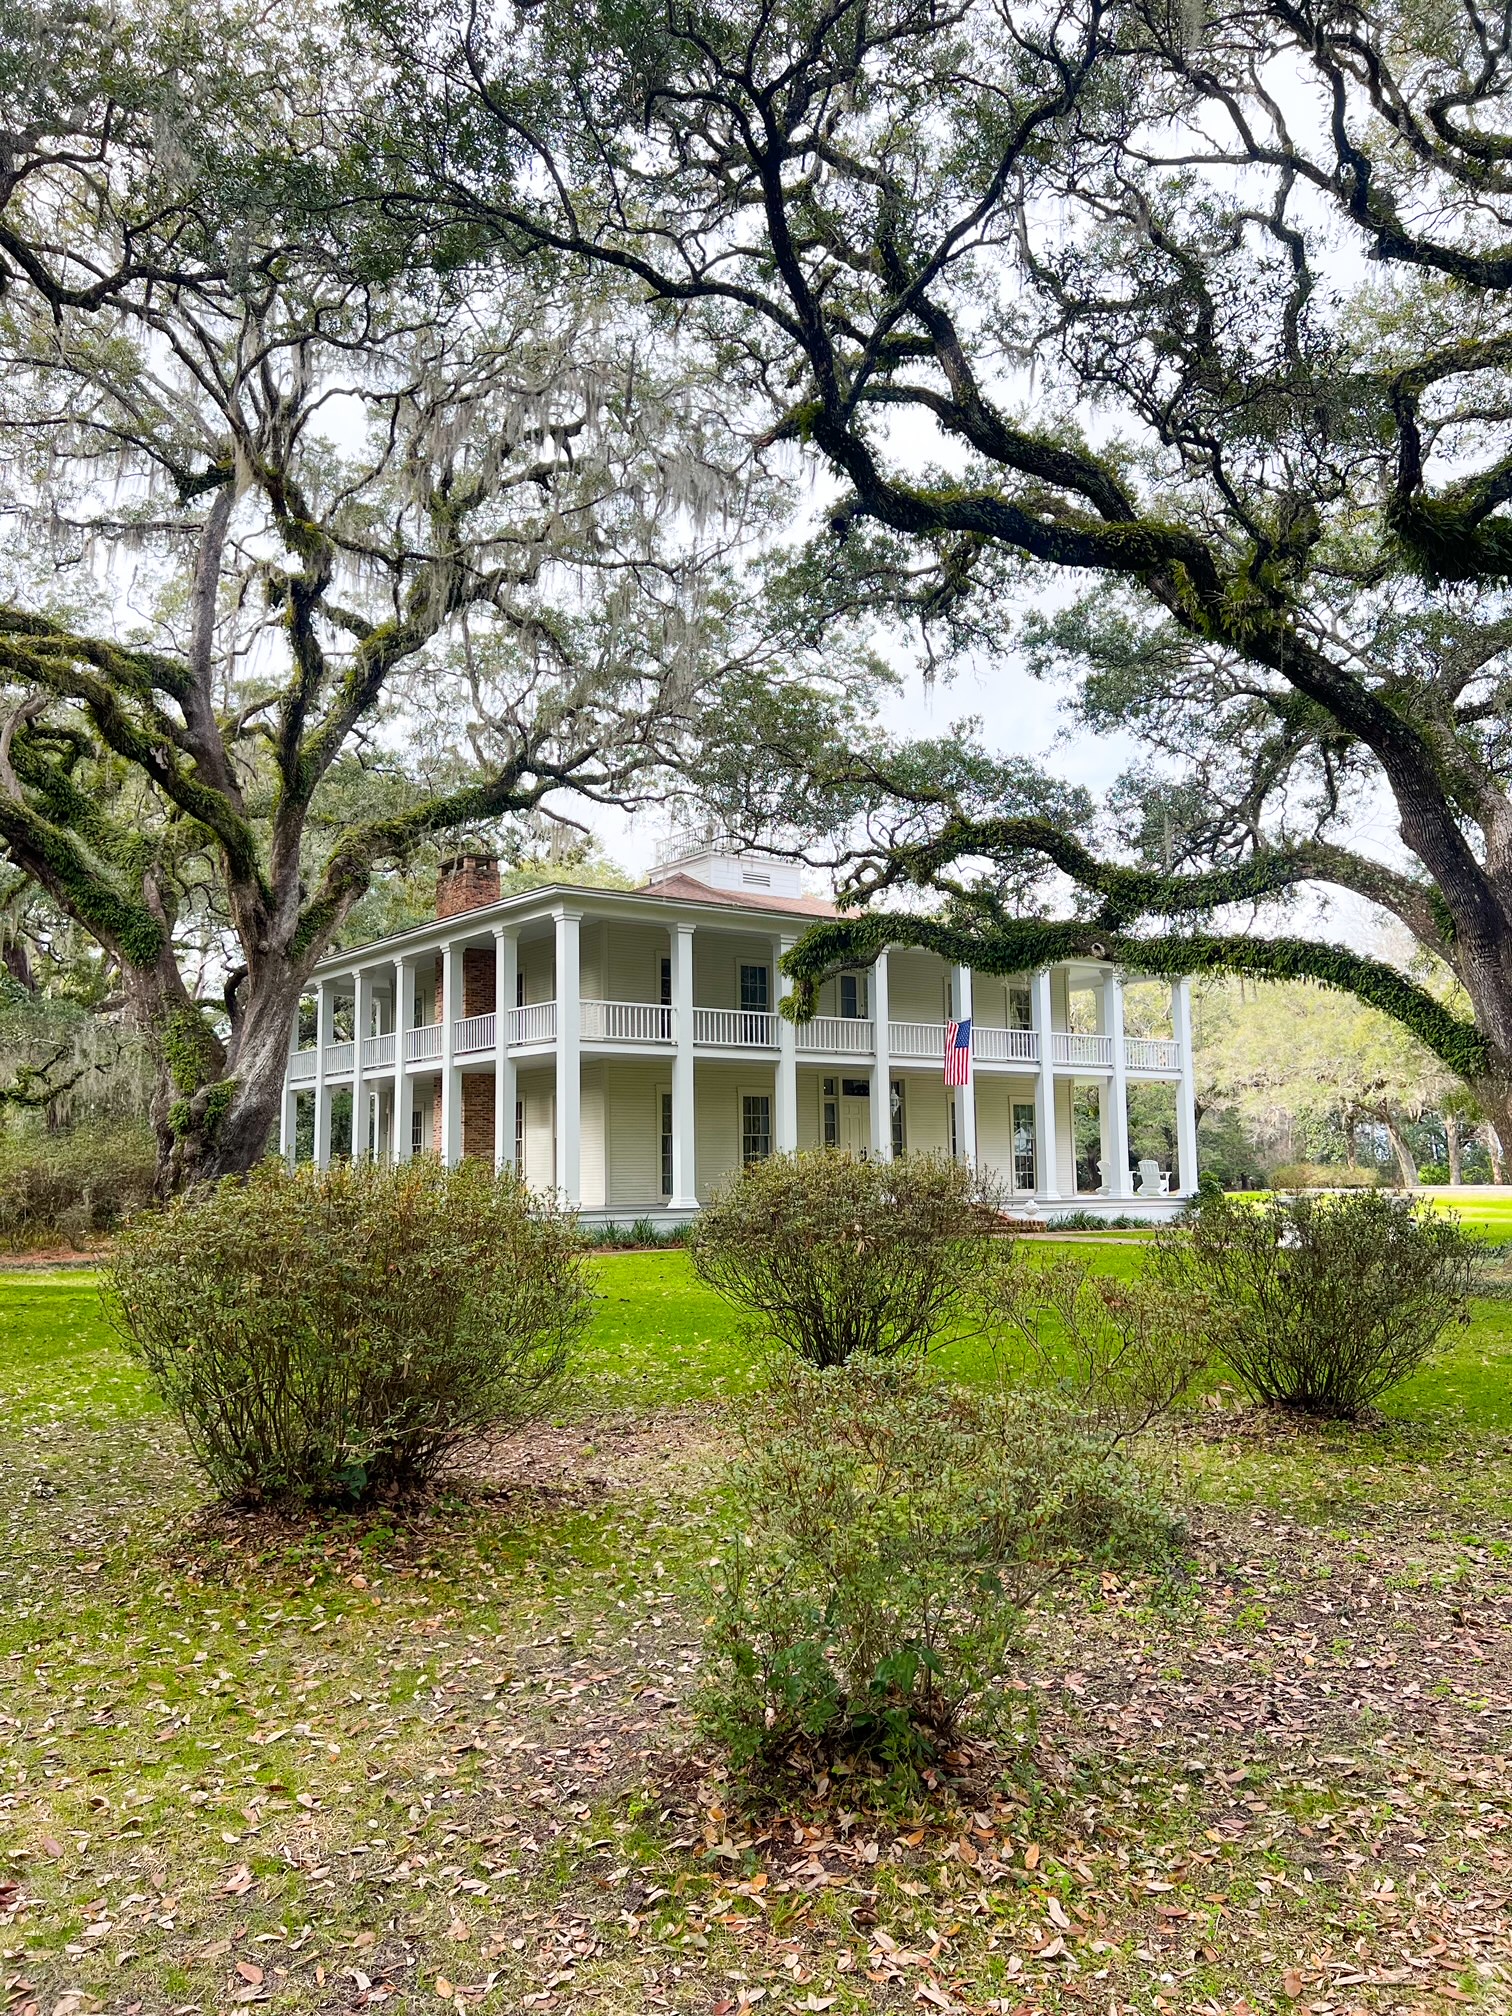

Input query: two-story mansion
[280,843,1200,1223]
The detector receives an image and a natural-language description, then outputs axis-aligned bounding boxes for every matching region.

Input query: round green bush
[701,1360,1182,1779]
[105,1157,590,1505]
[689,1149,1000,1366]
[1151,1189,1474,1419]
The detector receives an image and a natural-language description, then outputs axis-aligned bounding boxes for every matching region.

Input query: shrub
[690,1150,999,1367]
[980,1246,1209,1436]
[105,1157,589,1505]
[1150,1189,1474,1419]
[702,1361,1182,1779]
[0,1122,157,1248]
[1268,1161,1381,1191]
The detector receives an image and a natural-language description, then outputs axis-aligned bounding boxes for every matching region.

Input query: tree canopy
[0,3,869,1183]
[376,0,1512,1140]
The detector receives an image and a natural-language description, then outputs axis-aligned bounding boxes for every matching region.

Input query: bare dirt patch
[462,1402,728,1501]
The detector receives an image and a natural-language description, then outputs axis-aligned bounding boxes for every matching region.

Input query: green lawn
[2,1251,1510,2016]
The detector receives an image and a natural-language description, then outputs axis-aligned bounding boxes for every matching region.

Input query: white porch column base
[669,922,697,1208]
[440,944,463,1168]
[494,927,517,1173]
[774,933,798,1154]
[1032,967,1059,1199]
[1173,977,1199,1194]
[555,909,582,1204]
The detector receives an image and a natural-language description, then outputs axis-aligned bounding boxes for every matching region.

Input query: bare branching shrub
[979,1247,1210,1437]
[1151,1190,1473,1420]
[0,1123,157,1248]
[700,1361,1183,1781]
[690,1151,1000,1366]
[105,1158,589,1505]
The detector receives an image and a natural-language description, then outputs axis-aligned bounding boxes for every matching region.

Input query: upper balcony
[287,1004,1183,1081]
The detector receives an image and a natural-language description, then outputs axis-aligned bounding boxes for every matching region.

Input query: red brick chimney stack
[435,852,501,920]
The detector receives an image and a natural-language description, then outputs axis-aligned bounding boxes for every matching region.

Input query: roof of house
[637,870,841,919]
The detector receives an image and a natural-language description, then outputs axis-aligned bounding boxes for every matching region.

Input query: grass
[2,1248,1510,2016]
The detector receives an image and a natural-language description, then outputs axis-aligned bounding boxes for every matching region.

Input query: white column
[494,926,517,1173]
[313,978,333,1169]
[351,968,371,1161]
[773,933,798,1154]
[1173,977,1199,1194]
[953,963,977,1168]
[1105,969,1131,1198]
[554,909,582,1204]
[279,1082,297,1165]
[1032,968,1059,1199]
[440,943,463,1168]
[870,950,892,1158]
[669,922,697,1209]
[393,956,414,1161]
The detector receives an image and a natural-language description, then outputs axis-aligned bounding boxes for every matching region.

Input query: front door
[840,1076,871,1156]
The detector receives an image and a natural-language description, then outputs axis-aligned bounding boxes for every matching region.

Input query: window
[948,1093,958,1161]
[741,1092,773,1164]
[516,969,526,1007]
[515,1096,524,1173]
[739,962,770,1042]
[890,1078,907,1158]
[822,1075,839,1148]
[739,962,770,1010]
[660,1090,674,1196]
[411,1104,425,1157]
[658,955,673,1040]
[1008,983,1033,1030]
[1012,1100,1036,1192]
[839,971,864,1019]
[841,1077,870,1099]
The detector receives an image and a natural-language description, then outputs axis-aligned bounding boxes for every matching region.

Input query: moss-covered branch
[782,911,1489,1083]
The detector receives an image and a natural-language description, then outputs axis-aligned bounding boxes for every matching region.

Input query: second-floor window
[739,963,769,1042]
[839,971,864,1019]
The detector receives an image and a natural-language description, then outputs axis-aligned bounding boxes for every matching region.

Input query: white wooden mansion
[281,844,1200,1223]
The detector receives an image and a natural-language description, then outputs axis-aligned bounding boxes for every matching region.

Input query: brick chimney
[435,851,501,920]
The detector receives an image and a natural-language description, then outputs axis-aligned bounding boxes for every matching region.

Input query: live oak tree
[387,0,1512,1142]
[0,26,797,1187]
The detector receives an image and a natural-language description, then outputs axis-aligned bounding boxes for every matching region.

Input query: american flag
[944,1017,972,1086]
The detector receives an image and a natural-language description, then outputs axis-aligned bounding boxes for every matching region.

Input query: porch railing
[454,1012,496,1055]
[509,1001,557,1046]
[405,1023,442,1063]
[288,1049,317,1083]
[795,1015,874,1055]
[973,1026,1039,1064]
[1051,1032,1115,1068]
[362,1033,396,1070]
[322,1040,354,1076]
[694,1006,777,1047]
[581,998,674,1043]
[1125,1036,1180,1072]
[888,1019,945,1059]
